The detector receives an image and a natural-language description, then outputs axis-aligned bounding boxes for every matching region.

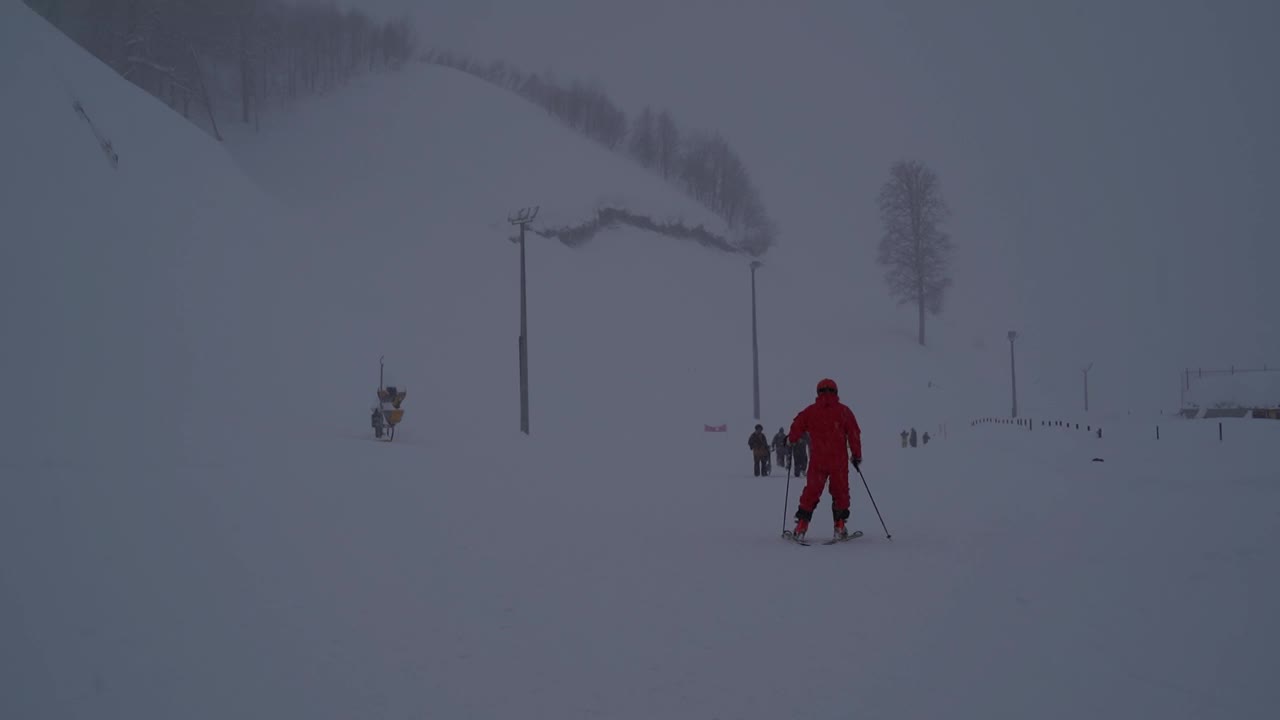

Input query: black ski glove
[851,456,862,471]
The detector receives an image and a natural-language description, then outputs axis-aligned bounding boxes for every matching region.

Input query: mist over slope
[3,5,1278,719]
[223,63,1010,443]
[226,66,726,235]
[408,0,1280,415]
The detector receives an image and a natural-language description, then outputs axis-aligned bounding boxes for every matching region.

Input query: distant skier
[909,427,918,448]
[790,432,810,478]
[922,431,931,445]
[772,427,790,469]
[749,424,771,477]
[900,429,909,448]
[787,378,862,540]
[371,407,385,439]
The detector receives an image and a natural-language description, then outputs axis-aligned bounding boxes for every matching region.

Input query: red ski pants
[798,463,850,514]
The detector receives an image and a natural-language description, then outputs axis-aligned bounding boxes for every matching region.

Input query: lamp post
[509,206,539,434]
[1008,330,1019,418]
[750,261,763,421]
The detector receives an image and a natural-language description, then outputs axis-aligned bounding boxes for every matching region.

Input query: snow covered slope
[221,61,1013,446]
[0,3,291,466]
[227,65,726,233]
[3,4,1277,719]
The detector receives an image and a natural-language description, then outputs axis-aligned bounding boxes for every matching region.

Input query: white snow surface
[2,5,1278,718]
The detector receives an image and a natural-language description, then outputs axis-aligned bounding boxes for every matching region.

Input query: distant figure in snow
[749,424,771,477]
[909,427,918,448]
[900,429,909,448]
[790,432,810,478]
[773,427,790,469]
[787,379,862,541]
[371,407,385,439]
[922,431,931,445]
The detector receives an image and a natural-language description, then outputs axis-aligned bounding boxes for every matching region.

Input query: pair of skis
[782,529,864,547]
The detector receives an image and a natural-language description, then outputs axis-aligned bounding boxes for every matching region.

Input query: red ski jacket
[787,390,862,468]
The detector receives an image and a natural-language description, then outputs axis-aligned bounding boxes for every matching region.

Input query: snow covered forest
[24,0,777,255]
[24,0,415,137]
[425,50,777,255]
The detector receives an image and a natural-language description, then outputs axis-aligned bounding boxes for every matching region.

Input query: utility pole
[750,261,763,421]
[1008,330,1019,418]
[1083,362,1093,413]
[508,206,539,435]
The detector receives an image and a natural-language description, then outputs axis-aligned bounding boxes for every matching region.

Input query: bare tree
[654,109,679,180]
[876,160,953,346]
[188,46,222,140]
[627,106,656,168]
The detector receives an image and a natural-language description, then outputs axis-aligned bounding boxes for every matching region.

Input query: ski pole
[856,467,892,540]
[781,462,793,537]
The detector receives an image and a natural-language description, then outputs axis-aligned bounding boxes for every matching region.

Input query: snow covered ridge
[532,206,742,254]
[423,50,777,256]
[222,63,741,261]
[23,0,415,142]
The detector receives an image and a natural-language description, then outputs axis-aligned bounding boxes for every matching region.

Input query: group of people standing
[747,424,809,478]
[900,427,931,447]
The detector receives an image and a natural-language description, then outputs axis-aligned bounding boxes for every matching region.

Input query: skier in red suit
[787,378,862,540]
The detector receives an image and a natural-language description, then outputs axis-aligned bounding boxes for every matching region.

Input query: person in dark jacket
[787,379,862,540]
[772,427,790,469]
[909,427,918,448]
[371,407,385,439]
[790,432,810,478]
[748,424,771,476]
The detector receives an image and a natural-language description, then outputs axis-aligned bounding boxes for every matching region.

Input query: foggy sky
[306,0,1279,411]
